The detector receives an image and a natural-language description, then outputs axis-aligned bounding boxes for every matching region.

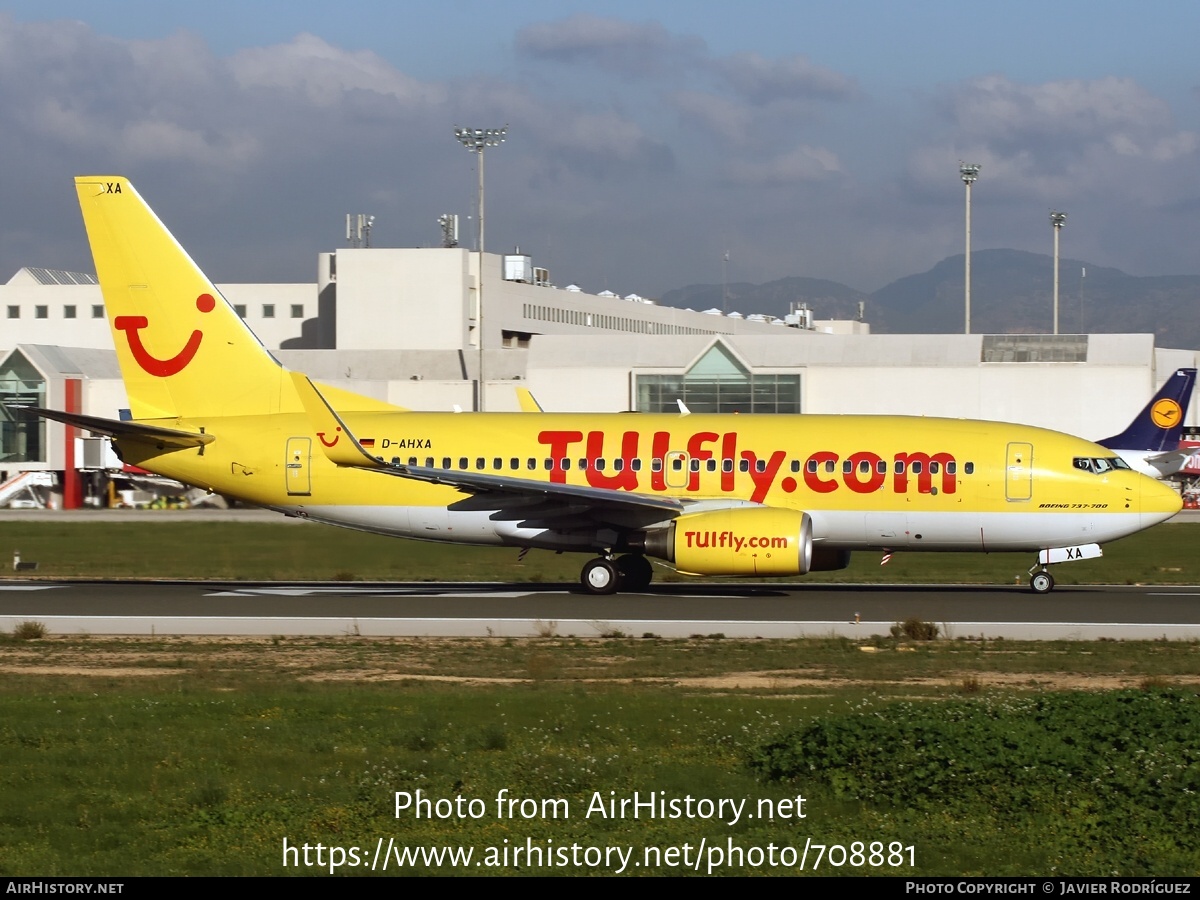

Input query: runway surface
[2,579,1199,640]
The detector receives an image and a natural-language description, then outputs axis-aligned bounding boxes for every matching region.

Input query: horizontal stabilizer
[14,406,214,449]
[1138,449,1193,478]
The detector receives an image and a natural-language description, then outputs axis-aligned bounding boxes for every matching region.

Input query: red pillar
[63,378,82,509]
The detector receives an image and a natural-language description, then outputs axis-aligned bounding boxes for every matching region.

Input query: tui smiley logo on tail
[114,293,215,377]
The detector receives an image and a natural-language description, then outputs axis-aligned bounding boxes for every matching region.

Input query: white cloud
[711,52,857,105]
[119,120,262,166]
[230,33,446,107]
[943,75,1193,158]
[515,13,703,75]
[726,145,843,186]
[907,75,1200,203]
[669,91,752,142]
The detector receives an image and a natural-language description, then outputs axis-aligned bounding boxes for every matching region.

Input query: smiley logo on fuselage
[114,293,215,377]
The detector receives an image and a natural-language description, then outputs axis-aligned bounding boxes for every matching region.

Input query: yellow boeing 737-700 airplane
[25,177,1182,594]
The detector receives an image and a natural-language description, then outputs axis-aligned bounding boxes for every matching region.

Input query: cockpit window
[1074,456,1131,474]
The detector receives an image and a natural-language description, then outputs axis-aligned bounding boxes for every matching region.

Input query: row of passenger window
[398,456,975,476]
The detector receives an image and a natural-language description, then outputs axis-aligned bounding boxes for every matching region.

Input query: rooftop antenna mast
[345,214,375,248]
[722,250,730,314]
[438,214,459,249]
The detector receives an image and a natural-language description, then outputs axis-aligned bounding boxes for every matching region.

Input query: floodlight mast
[454,126,507,411]
[960,163,981,334]
[1050,211,1067,336]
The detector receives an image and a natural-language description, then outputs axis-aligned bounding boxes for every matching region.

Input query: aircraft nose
[1139,475,1182,526]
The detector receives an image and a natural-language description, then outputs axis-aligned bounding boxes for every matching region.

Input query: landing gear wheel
[615,554,654,591]
[581,557,619,595]
[1030,571,1055,594]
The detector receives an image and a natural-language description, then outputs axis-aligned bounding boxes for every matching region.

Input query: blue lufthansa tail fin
[1099,368,1196,452]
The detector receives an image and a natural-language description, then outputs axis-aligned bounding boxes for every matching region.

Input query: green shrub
[890,617,939,640]
[11,621,47,641]
[750,689,1200,870]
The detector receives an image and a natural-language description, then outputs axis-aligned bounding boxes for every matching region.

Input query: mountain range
[658,249,1200,350]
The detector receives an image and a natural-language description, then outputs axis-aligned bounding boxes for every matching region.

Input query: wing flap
[382,463,685,513]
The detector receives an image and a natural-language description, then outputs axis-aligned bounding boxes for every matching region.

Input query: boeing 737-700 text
[20,177,1183,595]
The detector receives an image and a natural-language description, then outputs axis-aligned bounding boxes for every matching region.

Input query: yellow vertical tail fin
[75,176,293,420]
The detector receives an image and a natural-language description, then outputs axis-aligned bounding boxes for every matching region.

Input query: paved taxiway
[3,508,1197,639]
[1,580,1199,640]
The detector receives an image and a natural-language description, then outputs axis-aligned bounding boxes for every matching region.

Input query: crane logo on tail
[114,293,215,377]
[1150,399,1182,429]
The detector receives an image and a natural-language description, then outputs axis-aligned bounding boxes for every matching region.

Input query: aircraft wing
[289,372,686,525]
[356,460,684,513]
[10,406,214,449]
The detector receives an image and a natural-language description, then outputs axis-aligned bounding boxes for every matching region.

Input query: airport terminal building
[1,244,1196,507]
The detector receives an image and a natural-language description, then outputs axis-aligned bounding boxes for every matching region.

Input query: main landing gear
[580,554,654,594]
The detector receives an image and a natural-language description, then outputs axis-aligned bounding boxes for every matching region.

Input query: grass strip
[1,520,1197,584]
[1,634,1198,875]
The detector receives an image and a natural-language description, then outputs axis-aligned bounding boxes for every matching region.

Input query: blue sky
[2,2,1198,295]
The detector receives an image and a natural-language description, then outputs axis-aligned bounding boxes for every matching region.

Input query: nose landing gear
[1029,568,1055,594]
[1025,543,1102,594]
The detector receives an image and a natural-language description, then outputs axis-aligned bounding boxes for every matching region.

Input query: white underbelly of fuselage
[810,509,1154,551]
[279,504,1155,554]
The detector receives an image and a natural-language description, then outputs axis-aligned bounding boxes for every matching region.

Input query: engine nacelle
[810,546,852,572]
[643,508,813,576]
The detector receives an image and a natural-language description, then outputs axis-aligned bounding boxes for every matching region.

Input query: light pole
[1050,211,1067,336]
[454,125,507,411]
[960,163,981,334]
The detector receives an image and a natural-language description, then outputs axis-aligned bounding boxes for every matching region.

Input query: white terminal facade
[0,246,1196,507]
